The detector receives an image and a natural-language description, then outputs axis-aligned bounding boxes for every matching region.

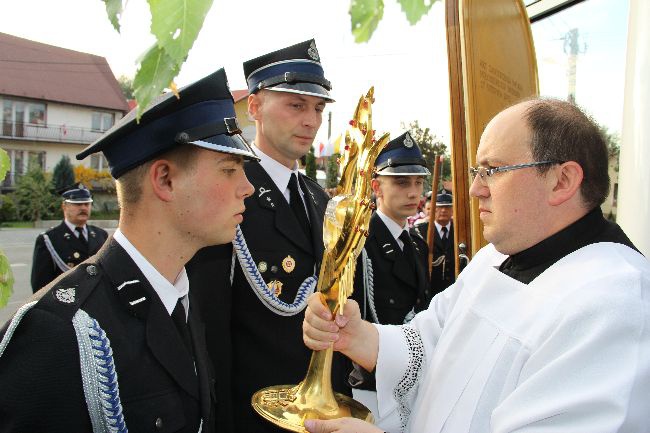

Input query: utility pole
[327,111,332,140]
[563,28,587,104]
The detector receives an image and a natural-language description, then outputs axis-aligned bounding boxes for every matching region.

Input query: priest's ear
[547,161,583,207]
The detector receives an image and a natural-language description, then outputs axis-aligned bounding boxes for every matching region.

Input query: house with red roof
[0,32,128,190]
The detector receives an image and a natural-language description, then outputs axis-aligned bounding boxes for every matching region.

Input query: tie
[399,231,417,269]
[171,297,193,354]
[75,227,88,248]
[441,226,449,248]
[288,173,311,238]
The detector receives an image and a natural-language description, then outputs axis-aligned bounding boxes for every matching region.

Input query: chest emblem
[268,280,283,297]
[282,255,296,274]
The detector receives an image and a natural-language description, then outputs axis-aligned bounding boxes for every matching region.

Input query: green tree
[349,0,441,42]
[401,120,452,191]
[326,154,340,188]
[13,164,60,222]
[600,125,620,172]
[0,148,11,307]
[306,146,317,181]
[102,0,433,117]
[52,155,76,193]
[118,75,135,100]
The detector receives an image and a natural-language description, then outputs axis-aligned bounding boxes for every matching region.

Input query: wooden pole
[427,155,442,275]
[445,0,473,275]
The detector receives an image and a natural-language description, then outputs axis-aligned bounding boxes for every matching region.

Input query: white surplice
[375,242,650,433]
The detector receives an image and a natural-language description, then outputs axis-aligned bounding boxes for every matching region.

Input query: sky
[1,0,451,152]
[1,0,628,152]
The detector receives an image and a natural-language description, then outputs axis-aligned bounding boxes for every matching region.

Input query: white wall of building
[618,0,650,256]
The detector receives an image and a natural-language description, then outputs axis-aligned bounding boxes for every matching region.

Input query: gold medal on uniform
[268,280,283,297]
[258,261,268,273]
[73,252,80,259]
[282,255,295,273]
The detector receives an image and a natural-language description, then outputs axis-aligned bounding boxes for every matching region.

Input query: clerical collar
[499,207,637,284]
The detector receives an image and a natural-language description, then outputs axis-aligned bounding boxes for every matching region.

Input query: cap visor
[192,134,260,161]
[65,199,93,203]
[376,165,431,176]
[267,82,334,102]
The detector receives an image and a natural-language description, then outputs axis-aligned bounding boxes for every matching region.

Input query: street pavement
[0,227,115,324]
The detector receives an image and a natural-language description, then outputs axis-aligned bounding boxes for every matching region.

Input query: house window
[90,153,109,171]
[27,151,46,170]
[1,98,46,136]
[92,112,114,132]
[2,149,25,187]
[28,104,46,126]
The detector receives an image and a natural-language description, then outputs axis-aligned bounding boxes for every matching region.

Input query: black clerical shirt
[499,208,639,284]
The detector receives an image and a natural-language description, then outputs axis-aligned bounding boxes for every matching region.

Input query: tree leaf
[148,0,214,64]
[397,0,438,25]
[0,251,14,309]
[133,45,181,119]
[102,0,124,33]
[0,148,9,182]
[349,0,384,43]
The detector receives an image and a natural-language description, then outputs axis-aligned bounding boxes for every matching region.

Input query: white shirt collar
[64,219,86,235]
[254,144,300,202]
[434,221,452,237]
[113,228,189,317]
[376,209,409,248]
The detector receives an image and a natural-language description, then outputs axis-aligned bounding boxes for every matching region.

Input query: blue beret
[243,39,333,102]
[62,184,92,203]
[76,68,258,179]
[375,132,430,176]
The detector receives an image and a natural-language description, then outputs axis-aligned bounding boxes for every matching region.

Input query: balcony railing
[1,121,105,144]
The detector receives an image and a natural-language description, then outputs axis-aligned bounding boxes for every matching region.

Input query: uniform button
[155,417,163,429]
[425,290,429,295]
[389,298,395,305]
[270,266,278,274]
[416,299,421,304]
[86,265,97,276]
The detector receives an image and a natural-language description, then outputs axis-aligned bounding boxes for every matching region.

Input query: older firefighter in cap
[414,190,456,295]
[347,132,431,397]
[0,68,256,433]
[31,184,108,292]
[187,39,350,433]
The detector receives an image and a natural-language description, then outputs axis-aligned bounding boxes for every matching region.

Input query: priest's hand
[303,293,378,372]
[304,417,383,433]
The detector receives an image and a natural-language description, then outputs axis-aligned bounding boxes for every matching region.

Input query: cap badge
[308,40,320,61]
[258,261,268,273]
[55,287,76,304]
[404,134,414,148]
[282,255,296,273]
[268,280,283,297]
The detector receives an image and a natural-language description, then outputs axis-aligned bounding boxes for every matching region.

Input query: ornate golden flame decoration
[251,87,390,431]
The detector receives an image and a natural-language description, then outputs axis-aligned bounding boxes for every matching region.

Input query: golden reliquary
[251,87,390,431]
